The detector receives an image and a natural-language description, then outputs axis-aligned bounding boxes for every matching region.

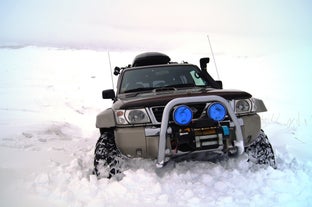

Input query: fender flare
[96,108,116,128]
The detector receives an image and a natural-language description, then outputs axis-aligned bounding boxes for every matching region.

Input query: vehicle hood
[113,88,252,110]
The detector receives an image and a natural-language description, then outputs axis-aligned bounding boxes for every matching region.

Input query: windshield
[119,65,207,93]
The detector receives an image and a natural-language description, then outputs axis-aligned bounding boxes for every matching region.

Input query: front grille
[151,107,164,122]
[151,104,206,122]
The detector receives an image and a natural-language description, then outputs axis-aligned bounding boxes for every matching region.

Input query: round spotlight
[173,105,193,125]
[207,102,226,121]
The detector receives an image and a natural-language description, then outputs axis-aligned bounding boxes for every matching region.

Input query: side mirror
[200,58,210,71]
[102,89,115,100]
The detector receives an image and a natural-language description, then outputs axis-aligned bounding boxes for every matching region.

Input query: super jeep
[94,52,276,178]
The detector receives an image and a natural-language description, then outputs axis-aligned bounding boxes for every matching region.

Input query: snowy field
[0,46,312,207]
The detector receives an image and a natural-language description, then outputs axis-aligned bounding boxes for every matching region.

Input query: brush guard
[156,95,244,168]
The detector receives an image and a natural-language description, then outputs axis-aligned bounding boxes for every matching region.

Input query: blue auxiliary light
[207,102,227,122]
[173,105,193,125]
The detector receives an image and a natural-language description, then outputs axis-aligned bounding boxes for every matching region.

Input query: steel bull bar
[156,95,244,168]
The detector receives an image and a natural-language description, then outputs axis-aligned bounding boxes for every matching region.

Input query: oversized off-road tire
[94,130,122,179]
[245,130,276,169]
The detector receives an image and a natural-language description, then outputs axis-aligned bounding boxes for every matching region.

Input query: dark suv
[94,52,276,178]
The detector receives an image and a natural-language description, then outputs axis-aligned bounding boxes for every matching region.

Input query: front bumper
[114,95,260,168]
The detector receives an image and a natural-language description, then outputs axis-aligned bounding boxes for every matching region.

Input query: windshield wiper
[123,87,155,94]
[123,83,201,94]
[163,83,196,88]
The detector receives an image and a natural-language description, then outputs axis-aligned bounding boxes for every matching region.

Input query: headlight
[115,109,150,124]
[126,109,150,123]
[207,102,227,121]
[235,99,252,114]
[173,105,193,125]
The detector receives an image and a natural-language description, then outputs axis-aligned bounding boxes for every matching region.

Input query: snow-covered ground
[0,47,311,207]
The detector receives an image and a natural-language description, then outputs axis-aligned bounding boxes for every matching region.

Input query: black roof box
[132,52,170,67]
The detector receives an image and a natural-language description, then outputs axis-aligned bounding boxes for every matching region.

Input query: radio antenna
[207,35,220,79]
[107,51,115,90]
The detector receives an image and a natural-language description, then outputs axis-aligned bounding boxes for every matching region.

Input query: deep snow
[0,47,311,207]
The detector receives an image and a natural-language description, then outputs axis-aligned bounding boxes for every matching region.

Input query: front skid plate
[170,150,229,163]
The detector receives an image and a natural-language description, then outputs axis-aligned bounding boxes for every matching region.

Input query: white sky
[1,0,311,55]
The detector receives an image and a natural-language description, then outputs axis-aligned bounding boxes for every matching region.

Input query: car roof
[122,63,196,72]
